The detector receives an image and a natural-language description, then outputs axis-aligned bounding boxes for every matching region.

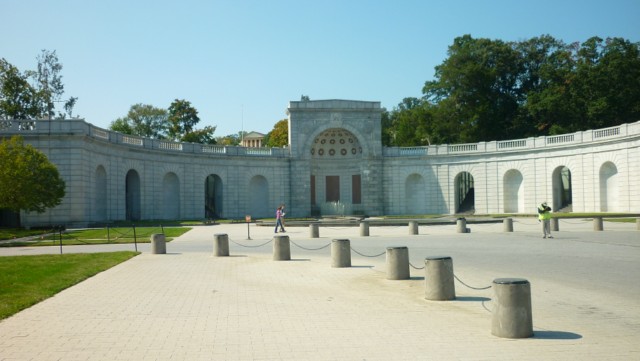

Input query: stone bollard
[360,221,370,237]
[409,221,419,235]
[213,233,229,257]
[386,247,410,280]
[331,239,351,268]
[551,218,559,232]
[273,235,291,261]
[456,218,468,233]
[491,278,533,338]
[424,256,456,301]
[503,218,513,232]
[593,217,604,231]
[150,234,166,254]
[310,223,320,238]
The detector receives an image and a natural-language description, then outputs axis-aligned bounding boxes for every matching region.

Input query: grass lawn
[0,251,139,320]
[0,227,191,247]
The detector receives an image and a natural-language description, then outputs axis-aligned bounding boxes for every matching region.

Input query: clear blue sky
[3,0,639,137]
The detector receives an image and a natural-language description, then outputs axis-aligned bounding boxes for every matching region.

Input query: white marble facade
[1,99,638,227]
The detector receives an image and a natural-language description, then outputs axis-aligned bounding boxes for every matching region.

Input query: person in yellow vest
[538,202,553,239]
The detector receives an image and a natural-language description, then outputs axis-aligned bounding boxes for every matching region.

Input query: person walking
[538,202,553,238]
[274,205,286,233]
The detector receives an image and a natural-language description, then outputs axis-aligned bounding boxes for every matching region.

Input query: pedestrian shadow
[533,330,582,340]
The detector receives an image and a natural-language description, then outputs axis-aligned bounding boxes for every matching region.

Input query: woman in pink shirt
[274,205,286,233]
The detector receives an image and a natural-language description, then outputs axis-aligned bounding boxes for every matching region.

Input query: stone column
[551,218,559,232]
[503,218,513,232]
[593,217,604,231]
[360,221,370,237]
[456,218,467,233]
[331,239,351,268]
[273,235,291,261]
[409,221,419,235]
[150,234,166,254]
[213,233,229,256]
[310,223,320,238]
[424,256,456,301]
[491,278,533,338]
[386,247,410,280]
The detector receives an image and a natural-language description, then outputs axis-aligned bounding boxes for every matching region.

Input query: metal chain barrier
[350,247,386,258]
[514,219,540,226]
[229,238,273,248]
[561,219,591,224]
[453,274,492,290]
[409,262,425,270]
[289,239,331,251]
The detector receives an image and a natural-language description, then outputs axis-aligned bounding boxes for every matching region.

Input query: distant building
[241,131,265,148]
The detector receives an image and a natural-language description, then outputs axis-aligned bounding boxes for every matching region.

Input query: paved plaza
[0,218,639,360]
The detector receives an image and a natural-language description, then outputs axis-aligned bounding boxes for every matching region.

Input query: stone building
[241,131,265,148]
[1,99,638,227]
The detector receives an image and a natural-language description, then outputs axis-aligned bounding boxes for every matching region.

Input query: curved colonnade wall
[1,99,638,227]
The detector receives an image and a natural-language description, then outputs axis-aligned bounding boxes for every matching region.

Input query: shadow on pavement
[533,330,583,340]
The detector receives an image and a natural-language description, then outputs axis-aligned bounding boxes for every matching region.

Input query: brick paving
[0,218,638,360]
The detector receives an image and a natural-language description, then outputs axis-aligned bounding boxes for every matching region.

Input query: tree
[1,50,77,120]
[109,104,168,139]
[0,59,39,120]
[423,35,522,143]
[167,99,216,143]
[216,133,241,146]
[26,50,78,119]
[264,119,288,147]
[0,136,66,216]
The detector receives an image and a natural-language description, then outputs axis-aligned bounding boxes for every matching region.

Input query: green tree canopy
[0,136,66,214]
[0,51,77,120]
[264,119,288,147]
[0,59,39,120]
[384,35,640,146]
[109,104,168,139]
[167,99,216,144]
[216,133,241,146]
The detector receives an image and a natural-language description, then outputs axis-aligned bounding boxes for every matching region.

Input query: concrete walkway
[0,218,639,360]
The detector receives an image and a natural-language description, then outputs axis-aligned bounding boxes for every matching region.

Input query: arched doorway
[503,169,523,213]
[95,166,107,222]
[125,169,141,221]
[162,172,180,220]
[405,174,427,215]
[205,174,223,219]
[249,175,269,218]
[310,128,363,216]
[599,162,618,212]
[552,166,572,212]
[455,172,475,214]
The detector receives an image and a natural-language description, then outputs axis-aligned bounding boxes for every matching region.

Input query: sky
[2,0,639,137]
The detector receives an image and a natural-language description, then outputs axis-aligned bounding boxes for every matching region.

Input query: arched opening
[503,169,524,213]
[95,166,107,222]
[599,162,618,212]
[162,172,180,220]
[552,166,572,212]
[405,174,427,215]
[249,175,269,218]
[310,128,363,216]
[455,172,475,214]
[125,169,141,221]
[205,174,223,219]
